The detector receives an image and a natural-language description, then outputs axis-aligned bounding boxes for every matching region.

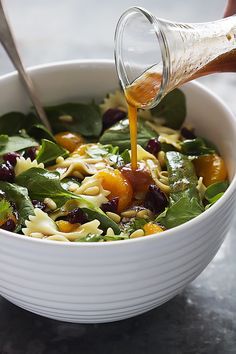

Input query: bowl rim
[0,59,235,247]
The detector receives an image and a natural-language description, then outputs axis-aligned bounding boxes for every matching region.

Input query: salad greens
[0,88,228,241]
[151,88,186,129]
[157,152,204,228]
[36,139,69,165]
[100,118,156,151]
[0,182,34,231]
[43,102,103,137]
[0,135,38,157]
[15,167,120,233]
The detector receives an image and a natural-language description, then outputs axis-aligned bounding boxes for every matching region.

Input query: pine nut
[30,232,44,238]
[158,151,166,167]
[56,156,65,164]
[44,198,57,210]
[68,183,79,192]
[72,171,83,179]
[136,209,150,219]
[106,227,115,236]
[130,229,145,239]
[106,212,121,223]
[59,114,73,122]
[121,210,137,218]
[95,162,106,170]
[83,186,100,195]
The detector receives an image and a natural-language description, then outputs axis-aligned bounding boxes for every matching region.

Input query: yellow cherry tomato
[143,222,164,235]
[96,169,133,212]
[54,132,84,152]
[193,154,227,187]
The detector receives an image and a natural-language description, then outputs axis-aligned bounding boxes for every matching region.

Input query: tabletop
[0,1,235,353]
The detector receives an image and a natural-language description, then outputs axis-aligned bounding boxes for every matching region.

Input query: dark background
[0,0,235,353]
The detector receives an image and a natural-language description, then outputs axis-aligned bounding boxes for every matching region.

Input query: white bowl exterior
[0,60,235,323]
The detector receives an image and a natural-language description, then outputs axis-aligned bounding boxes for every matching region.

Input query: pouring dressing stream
[115,7,236,169]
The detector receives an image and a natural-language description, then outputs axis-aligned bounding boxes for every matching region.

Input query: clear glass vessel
[115,7,236,109]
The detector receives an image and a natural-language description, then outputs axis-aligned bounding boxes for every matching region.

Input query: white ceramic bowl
[0,60,235,324]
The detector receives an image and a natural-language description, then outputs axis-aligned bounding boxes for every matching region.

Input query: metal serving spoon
[0,1,52,131]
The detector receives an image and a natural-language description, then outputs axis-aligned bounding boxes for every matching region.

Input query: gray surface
[0,1,236,353]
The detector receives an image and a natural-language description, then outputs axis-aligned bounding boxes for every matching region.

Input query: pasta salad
[0,89,228,242]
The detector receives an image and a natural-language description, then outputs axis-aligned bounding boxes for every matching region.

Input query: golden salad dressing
[125,49,236,170]
[125,72,162,170]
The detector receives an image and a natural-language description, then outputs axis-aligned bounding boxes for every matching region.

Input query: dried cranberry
[144,185,168,214]
[103,109,126,130]
[181,127,196,139]
[146,138,161,156]
[32,200,46,211]
[3,152,20,166]
[23,147,37,161]
[1,218,16,232]
[0,162,15,182]
[65,208,88,224]
[101,197,119,213]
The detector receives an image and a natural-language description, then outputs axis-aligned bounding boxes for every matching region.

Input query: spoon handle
[0,1,52,131]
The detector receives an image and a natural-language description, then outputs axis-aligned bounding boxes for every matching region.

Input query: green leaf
[28,124,56,142]
[0,136,38,156]
[121,217,147,234]
[0,135,8,148]
[15,168,120,233]
[166,151,201,203]
[0,182,34,230]
[0,112,28,135]
[205,181,229,203]
[78,233,128,242]
[86,143,128,168]
[82,208,120,234]
[36,139,69,165]
[157,151,204,229]
[15,168,85,208]
[151,89,186,129]
[181,137,216,156]
[157,196,203,229]
[60,178,80,191]
[99,118,156,152]
[0,199,13,221]
[86,144,113,159]
[43,102,103,137]
[120,149,130,164]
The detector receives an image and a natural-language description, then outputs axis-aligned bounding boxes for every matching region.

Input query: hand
[224,0,236,16]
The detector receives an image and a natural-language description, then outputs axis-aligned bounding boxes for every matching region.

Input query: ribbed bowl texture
[0,60,235,323]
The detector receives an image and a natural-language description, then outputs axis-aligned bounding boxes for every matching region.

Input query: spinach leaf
[28,123,56,142]
[205,181,229,205]
[82,208,120,234]
[60,178,80,191]
[0,112,28,135]
[86,144,116,159]
[0,136,38,156]
[15,168,86,208]
[0,135,8,148]
[43,102,102,137]
[36,139,69,165]
[0,182,34,230]
[0,199,13,221]
[156,151,204,228]
[151,89,186,129]
[120,149,130,164]
[166,151,201,203]
[157,196,204,228]
[121,217,147,234]
[99,118,156,151]
[15,168,120,233]
[78,233,128,242]
[86,144,128,168]
[181,137,216,156]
